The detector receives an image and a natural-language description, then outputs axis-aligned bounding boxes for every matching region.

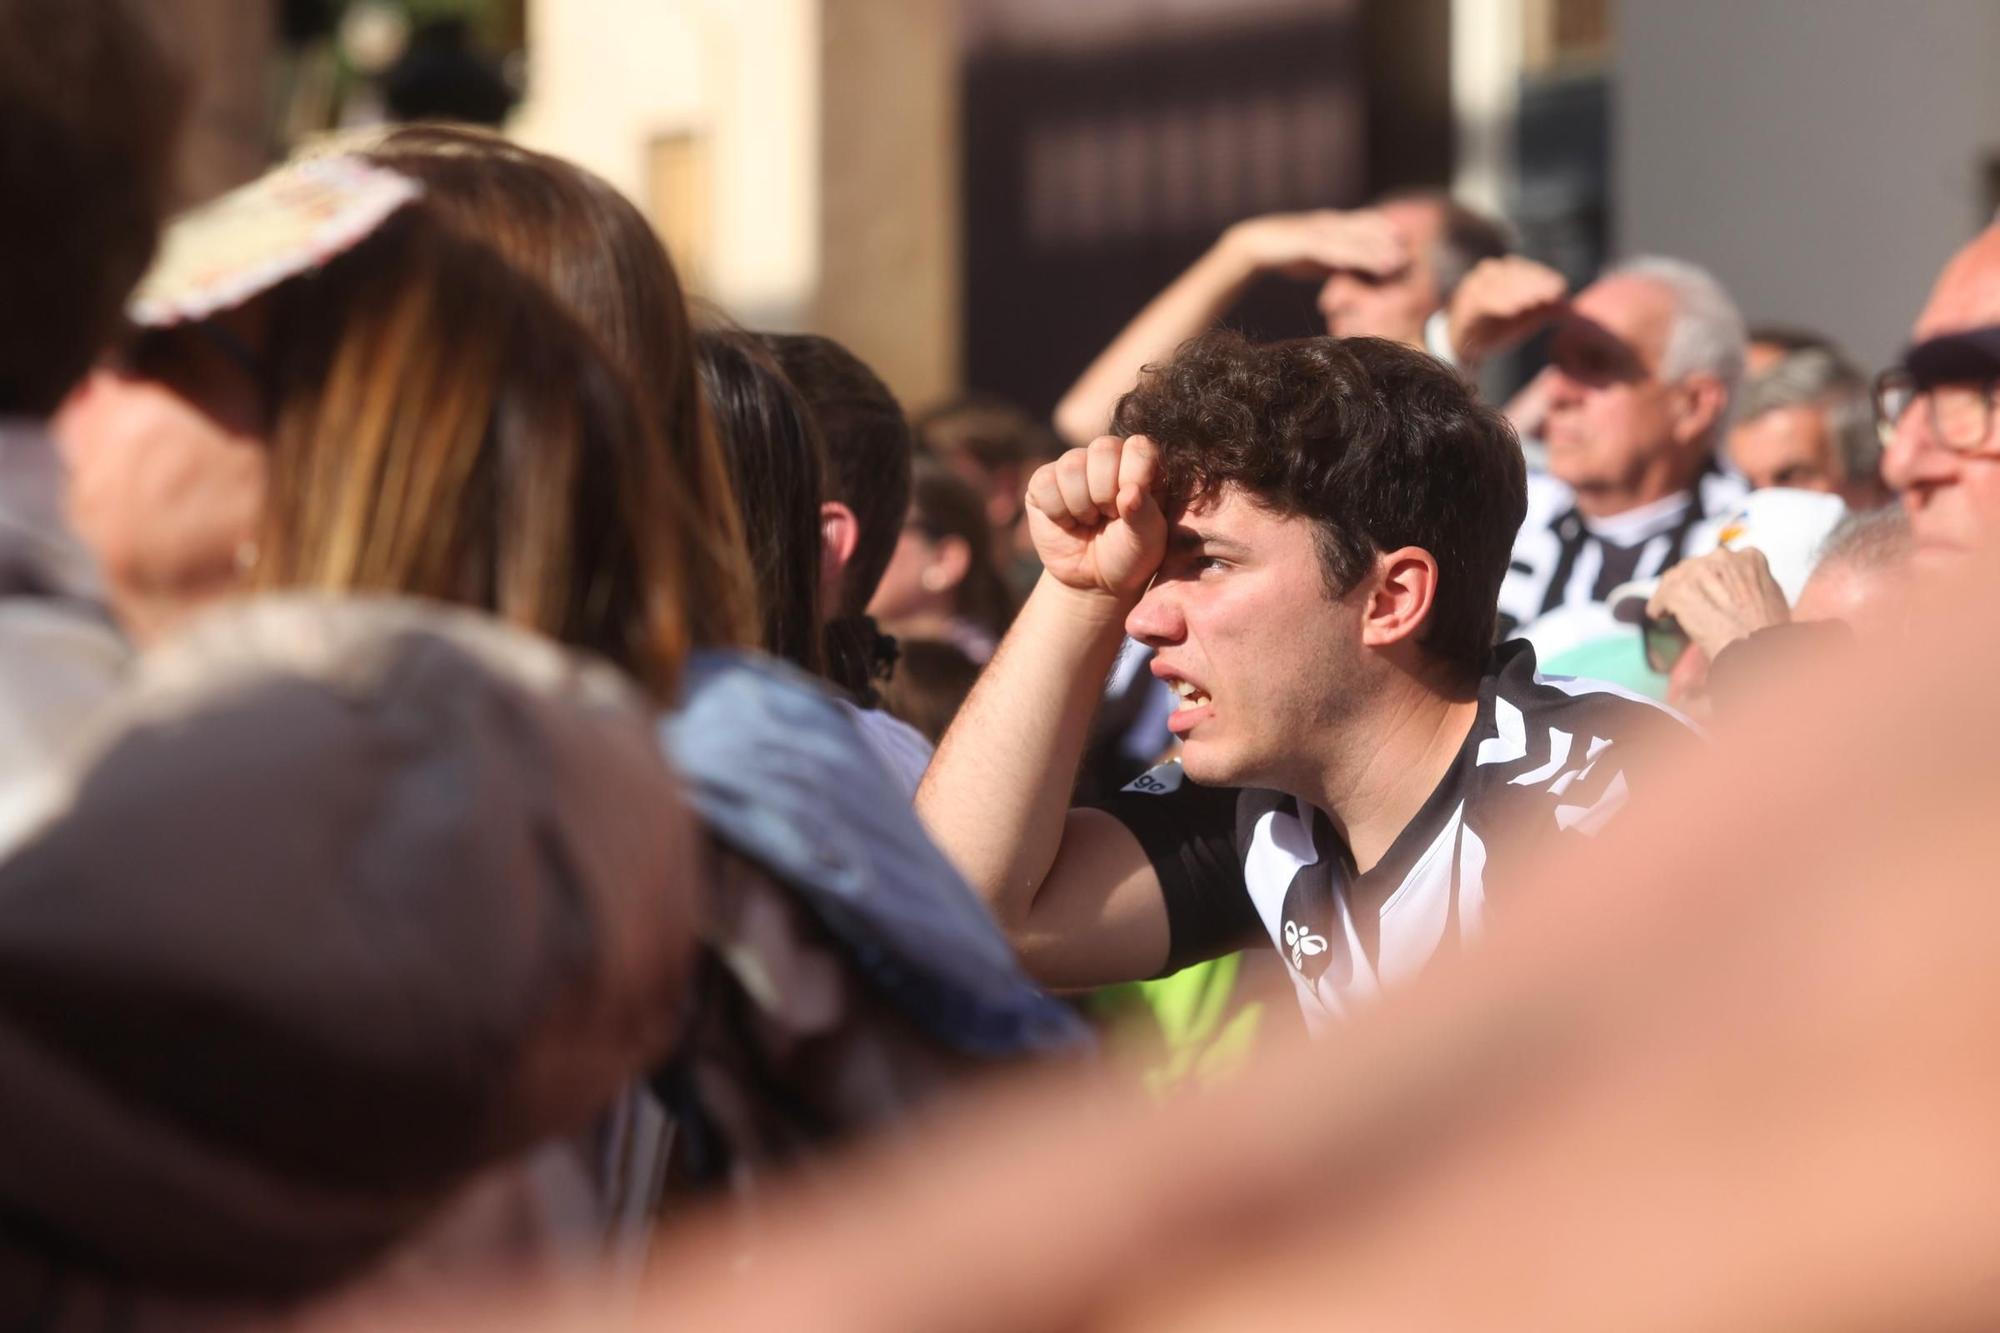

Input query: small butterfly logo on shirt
[1283,919,1328,972]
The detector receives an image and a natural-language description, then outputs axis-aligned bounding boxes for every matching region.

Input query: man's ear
[1359,546,1441,650]
[1668,371,1729,449]
[820,500,860,610]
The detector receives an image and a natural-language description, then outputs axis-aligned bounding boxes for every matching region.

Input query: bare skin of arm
[1051,211,1407,447]
[915,434,1177,989]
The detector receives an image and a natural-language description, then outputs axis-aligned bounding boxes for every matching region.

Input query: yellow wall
[816,0,960,410]
[515,0,822,329]
[514,0,960,408]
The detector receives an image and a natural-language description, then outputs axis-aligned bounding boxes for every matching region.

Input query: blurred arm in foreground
[352,218,2000,1333]
[402,505,2000,1333]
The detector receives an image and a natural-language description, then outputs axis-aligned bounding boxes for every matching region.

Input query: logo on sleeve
[1283,919,1328,973]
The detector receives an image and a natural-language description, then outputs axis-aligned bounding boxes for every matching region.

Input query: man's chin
[1178,740,1255,791]
[1176,742,1221,787]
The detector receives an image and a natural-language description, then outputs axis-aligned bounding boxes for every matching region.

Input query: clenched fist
[1024,434,1169,601]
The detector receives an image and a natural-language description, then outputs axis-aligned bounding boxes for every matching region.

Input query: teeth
[1168,680,1210,709]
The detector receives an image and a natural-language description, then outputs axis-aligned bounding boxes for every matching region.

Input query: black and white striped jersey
[1094,642,1694,1028]
[1496,469,1747,640]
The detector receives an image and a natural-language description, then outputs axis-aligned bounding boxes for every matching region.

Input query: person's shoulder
[668,648,932,797]
[1488,642,1700,768]
[840,700,934,799]
[1513,667,1695,737]
[1473,646,1693,840]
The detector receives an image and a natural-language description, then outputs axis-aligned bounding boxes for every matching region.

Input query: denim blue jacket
[660,649,1089,1058]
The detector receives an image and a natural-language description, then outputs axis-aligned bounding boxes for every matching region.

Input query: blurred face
[1126,486,1368,793]
[52,315,271,640]
[867,512,968,625]
[1881,229,2000,572]
[1728,406,1843,493]
[1540,275,1707,516]
[1316,199,1446,347]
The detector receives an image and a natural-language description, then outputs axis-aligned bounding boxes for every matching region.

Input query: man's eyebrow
[1168,527,1250,556]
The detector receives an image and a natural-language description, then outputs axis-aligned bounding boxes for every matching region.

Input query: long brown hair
[248,206,694,700]
[354,124,761,654]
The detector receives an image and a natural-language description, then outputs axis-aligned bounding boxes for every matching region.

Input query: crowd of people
[5,1,2000,1327]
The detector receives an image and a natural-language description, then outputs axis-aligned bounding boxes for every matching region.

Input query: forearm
[1053,240,1257,446]
[917,574,1134,928]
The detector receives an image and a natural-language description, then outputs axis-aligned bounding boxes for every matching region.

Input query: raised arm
[1443,254,1570,373]
[1052,210,1408,446]
[917,434,1173,987]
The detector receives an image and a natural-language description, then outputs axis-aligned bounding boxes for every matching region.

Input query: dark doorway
[959,10,1369,419]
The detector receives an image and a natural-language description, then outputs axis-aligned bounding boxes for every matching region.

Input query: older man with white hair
[1446,254,1750,639]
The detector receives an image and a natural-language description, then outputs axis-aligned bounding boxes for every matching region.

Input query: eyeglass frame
[1871,366,2000,454]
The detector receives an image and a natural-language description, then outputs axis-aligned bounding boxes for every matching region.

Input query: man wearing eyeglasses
[1878,223,2000,570]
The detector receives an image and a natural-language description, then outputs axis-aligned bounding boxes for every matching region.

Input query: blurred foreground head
[58,162,699,699]
[0,596,694,1309]
[1880,222,2000,571]
[0,0,186,416]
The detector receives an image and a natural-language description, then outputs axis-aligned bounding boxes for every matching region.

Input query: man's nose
[1541,363,1585,406]
[1124,581,1183,647]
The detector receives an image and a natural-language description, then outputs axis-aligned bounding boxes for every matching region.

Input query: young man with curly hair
[918,332,1691,1025]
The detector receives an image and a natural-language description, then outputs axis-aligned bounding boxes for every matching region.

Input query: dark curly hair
[1111,332,1526,674]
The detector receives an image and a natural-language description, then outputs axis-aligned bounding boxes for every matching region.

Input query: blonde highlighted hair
[249,207,695,700]
[355,124,762,654]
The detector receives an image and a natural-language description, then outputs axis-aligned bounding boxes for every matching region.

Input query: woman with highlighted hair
[31,152,1081,1317]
